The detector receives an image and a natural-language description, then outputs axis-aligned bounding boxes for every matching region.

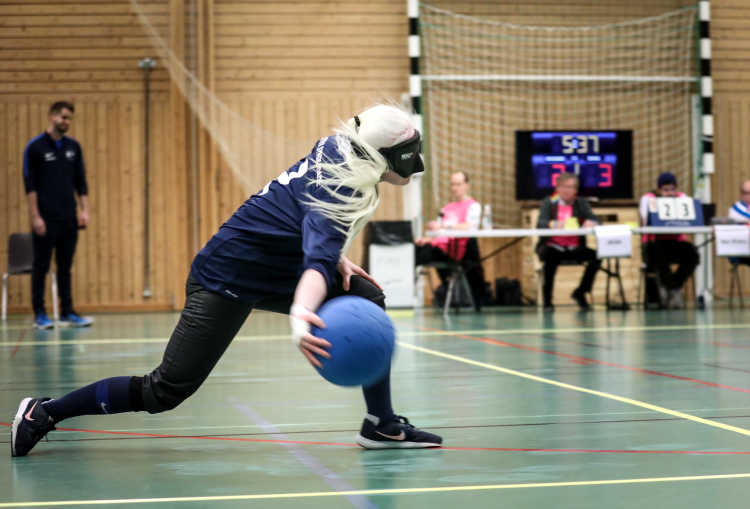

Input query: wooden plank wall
[1,0,748,313]
[0,0,189,313]
[0,0,411,313]
[198,0,411,267]
[418,0,697,24]
[711,0,750,299]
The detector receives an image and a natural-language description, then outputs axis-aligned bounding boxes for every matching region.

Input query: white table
[426,225,715,308]
[427,226,713,238]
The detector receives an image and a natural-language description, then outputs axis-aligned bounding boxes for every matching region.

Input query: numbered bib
[648,197,703,226]
[656,197,695,221]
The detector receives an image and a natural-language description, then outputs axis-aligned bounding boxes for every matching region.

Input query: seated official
[728,179,750,266]
[536,173,599,311]
[639,172,699,309]
[415,171,485,310]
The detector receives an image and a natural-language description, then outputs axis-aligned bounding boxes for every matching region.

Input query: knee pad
[140,370,195,414]
[349,275,386,310]
[370,291,386,310]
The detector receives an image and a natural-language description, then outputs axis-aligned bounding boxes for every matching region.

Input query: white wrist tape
[289,304,311,346]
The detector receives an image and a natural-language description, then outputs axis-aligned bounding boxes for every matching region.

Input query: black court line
[704,363,750,375]
[4,413,750,445]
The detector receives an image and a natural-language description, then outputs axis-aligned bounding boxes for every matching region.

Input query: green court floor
[2,307,750,508]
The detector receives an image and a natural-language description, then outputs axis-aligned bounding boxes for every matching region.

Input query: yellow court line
[0,310,411,332]
[397,342,750,437]
[420,323,750,337]
[3,322,750,348]
[1,472,749,507]
[386,309,415,318]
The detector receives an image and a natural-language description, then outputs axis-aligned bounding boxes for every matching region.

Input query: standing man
[23,101,93,329]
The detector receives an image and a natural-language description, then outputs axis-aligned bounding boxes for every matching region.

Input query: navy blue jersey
[23,132,88,221]
[191,136,356,304]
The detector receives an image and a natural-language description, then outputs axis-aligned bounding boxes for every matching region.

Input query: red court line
[54,425,355,448]
[421,327,750,394]
[713,341,750,349]
[9,328,27,359]
[1,422,749,455]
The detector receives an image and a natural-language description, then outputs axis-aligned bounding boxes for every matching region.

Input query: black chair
[600,257,629,310]
[1,233,58,321]
[419,238,482,315]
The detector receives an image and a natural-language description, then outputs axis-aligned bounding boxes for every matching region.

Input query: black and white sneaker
[356,414,442,449]
[11,397,56,457]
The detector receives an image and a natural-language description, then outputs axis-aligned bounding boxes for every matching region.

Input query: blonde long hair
[304,104,417,251]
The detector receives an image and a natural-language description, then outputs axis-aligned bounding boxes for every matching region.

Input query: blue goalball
[311,296,396,387]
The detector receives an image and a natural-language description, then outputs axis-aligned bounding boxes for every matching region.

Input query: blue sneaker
[33,314,54,330]
[58,312,94,327]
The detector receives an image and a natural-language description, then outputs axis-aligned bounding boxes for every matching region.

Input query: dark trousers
[141,274,388,414]
[31,219,78,316]
[644,240,699,290]
[416,243,485,310]
[539,245,600,306]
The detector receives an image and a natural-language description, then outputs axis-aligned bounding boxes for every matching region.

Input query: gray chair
[420,260,475,315]
[418,237,481,315]
[1,233,58,321]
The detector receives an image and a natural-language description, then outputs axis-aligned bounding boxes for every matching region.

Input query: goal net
[419,4,699,226]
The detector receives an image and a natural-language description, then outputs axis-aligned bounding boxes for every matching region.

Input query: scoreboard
[516,130,633,200]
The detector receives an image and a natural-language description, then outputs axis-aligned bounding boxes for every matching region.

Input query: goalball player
[11,104,442,457]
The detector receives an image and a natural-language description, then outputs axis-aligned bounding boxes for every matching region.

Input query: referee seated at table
[727,178,750,267]
[536,172,599,311]
[639,171,699,309]
[415,171,485,311]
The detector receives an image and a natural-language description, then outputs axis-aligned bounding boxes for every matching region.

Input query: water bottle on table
[481,204,492,230]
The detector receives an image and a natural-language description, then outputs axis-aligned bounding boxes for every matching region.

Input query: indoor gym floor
[2,306,750,508]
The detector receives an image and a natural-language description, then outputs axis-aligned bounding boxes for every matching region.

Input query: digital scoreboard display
[516,130,633,200]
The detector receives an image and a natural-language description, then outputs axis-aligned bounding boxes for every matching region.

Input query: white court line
[397,342,750,437]
[3,323,750,348]
[1,472,749,507]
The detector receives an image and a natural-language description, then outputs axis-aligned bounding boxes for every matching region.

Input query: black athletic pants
[141,274,387,413]
[644,240,699,290]
[31,218,78,316]
[539,245,600,306]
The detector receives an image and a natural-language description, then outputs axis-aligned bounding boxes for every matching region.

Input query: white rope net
[420,4,698,226]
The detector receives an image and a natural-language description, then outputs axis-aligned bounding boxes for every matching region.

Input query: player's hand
[582,219,596,228]
[289,304,331,368]
[78,210,89,228]
[32,216,46,236]
[337,255,382,291]
[426,220,440,231]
